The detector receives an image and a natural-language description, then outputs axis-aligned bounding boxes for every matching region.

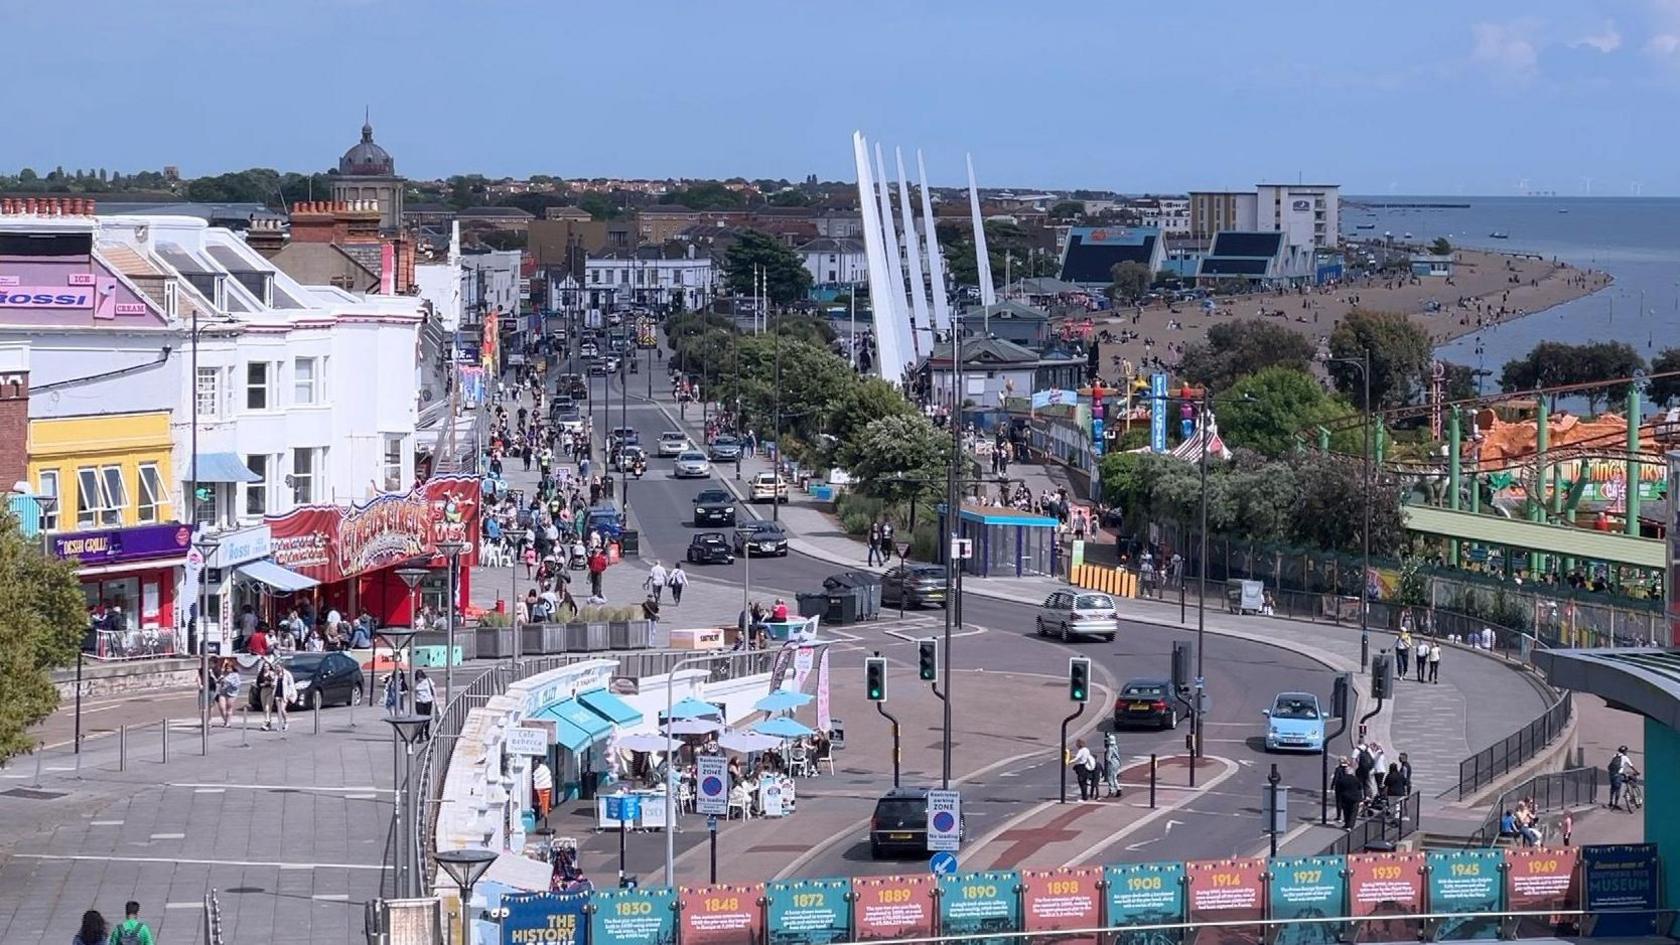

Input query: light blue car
[1263,691,1326,752]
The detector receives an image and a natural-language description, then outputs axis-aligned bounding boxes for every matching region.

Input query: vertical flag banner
[853,875,936,942]
[499,891,588,945]
[1022,867,1102,945]
[680,883,765,945]
[1505,848,1580,939]
[1104,862,1187,945]
[1347,852,1425,942]
[766,878,852,945]
[1426,850,1504,941]
[1150,372,1169,453]
[1185,858,1265,945]
[938,871,1021,944]
[815,648,832,733]
[1267,856,1346,945]
[591,887,677,945]
[1582,844,1661,937]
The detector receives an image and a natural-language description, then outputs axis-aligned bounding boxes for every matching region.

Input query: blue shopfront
[531,688,642,803]
[938,503,1060,577]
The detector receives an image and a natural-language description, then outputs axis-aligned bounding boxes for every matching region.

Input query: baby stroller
[567,543,589,571]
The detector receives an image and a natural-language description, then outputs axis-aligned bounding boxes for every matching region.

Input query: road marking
[89,820,124,826]
[194,788,227,794]
[1062,758,1240,866]
[13,853,390,871]
[884,625,986,643]
[165,902,203,910]
[313,893,351,901]
[150,833,186,840]
[45,765,75,772]
[347,793,379,801]
[167,782,391,795]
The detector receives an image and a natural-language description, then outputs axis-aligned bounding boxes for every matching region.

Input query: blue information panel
[500,891,589,945]
[591,887,677,945]
[1267,856,1345,945]
[1426,850,1503,941]
[767,878,852,945]
[1582,843,1662,937]
[939,871,1020,944]
[1104,862,1186,945]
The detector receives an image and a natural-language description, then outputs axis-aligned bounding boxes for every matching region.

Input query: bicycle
[1622,774,1643,812]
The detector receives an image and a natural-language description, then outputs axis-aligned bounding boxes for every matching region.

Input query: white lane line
[150,833,186,840]
[194,788,227,794]
[347,793,378,801]
[165,902,203,910]
[14,853,389,871]
[89,820,124,826]
[313,893,351,901]
[45,765,75,772]
[167,782,391,795]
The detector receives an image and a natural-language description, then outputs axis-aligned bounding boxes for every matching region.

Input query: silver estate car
[673,450,712,478]
[1034,591,1120,642]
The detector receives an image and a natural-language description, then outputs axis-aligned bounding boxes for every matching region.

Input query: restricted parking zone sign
[926,789,961,851]
[696,755,728,816]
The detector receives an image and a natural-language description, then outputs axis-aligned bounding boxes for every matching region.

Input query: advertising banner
[499,891,588,945]
[267,474,481,582]
[51,522,191,566]
[1150,373,1168,453]
[1505,848,1580,938]
[680,884,765,945]
[590,887,676,945]
[1347,851,1425,942]
[1185,859,1265,945]
[1104,862,1186,945]
[1582,843,1661,937]
[766,878,851,945]
[853,874,936,942]
[1267,856,1346,945]
[938,871,1020,944]
[1426,850,1503,940]
[815,648,831,733]
[1021,867,1102,945]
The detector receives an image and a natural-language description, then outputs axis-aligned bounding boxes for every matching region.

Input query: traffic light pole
[875,702,901,788]
[1058,702,1087,804]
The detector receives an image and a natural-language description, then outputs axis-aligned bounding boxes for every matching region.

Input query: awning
[192,452,261,484]
[578,688,642,726]
[535,699,612,753]
[235,559,319,593]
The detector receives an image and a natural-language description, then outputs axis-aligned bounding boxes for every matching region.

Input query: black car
[687,532,735,565]
[881,564,947,608]
[557,374,587,400]
[868,787,965,858]
[1113,678,1180,730]
[693,488,737,526]
[733,521,789,556]
[248,652,366,711]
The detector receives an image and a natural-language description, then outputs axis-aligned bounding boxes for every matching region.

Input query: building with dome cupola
[331,117,404,232]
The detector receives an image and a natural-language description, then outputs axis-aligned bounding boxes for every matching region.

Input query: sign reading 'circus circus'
[265,475,480,582]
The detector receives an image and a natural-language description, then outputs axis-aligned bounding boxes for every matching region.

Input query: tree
[0,514,86,763]
[1649,347,1680,407]
[1220,366,1358,458]
[1287,453,1406,557]
[1441,361,1480,402]
[1327,309,1432,410]
[1153,268,1179,287]
[1107,261,1150,301]
[843,414,952,516]
[1050,200,1084,220]
[721,229,812,305]
[660,182,744,211]
[1178,319,1315,391]
[1428,237,1452,256]
[18,167,37,183]
[1500,340,1645,413]
[768,189,812,208]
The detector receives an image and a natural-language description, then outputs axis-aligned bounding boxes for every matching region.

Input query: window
[137,463,165,523]
[100,466,127,525]
[246,361,271,410]
[245,454,270,516]
[382,434,407,491]
[37,470,59,531]
[291,447,320,504]
[76,468,99,526]
[196,367,221,419]
[320,356,330,403]
[293,357,318,405]
[77,466,125,526]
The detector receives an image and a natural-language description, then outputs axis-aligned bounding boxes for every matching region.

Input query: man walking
[1394,629,1412,678]
[1608,745,1635,809]
[867,521,883,566]
[1428,641,1441,683]
[880,520,896,565]
[1414,638,1430,682]
[1332,758,1363,829]
[667,563,688,605]
[109,901,155,945]
[1071,738,1098,800]
[587,549,608,599]
[646,560,669,604]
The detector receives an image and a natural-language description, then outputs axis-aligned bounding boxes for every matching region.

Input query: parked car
[749,471,789,503]
[656,431,690,457]
[1112,678,1179,730]
[692,488,736,526]
[1263,692,1326,752]
[733,521,789,556]
[248,652,365,710]
[673,450,712,479]
[708,435,743,461]
[1034,591,1119,642]
[880,564,947,608]
[868,787,965,859]
[686,532,736,565]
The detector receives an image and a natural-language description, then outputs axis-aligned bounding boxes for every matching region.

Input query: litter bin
[579,770,602,801]
[823,571,882,621]
[827,591,860,624]
[796,592,828,618]
[619,529,640,556]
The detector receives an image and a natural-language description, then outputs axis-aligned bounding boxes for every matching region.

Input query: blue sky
[10,0,1680,194]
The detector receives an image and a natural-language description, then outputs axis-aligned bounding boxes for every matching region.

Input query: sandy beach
[1077,249,1611,382]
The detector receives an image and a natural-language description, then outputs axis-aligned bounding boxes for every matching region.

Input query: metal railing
[203,888,224,945]
[86,627,182,659]
[1449,691,1574,800]
[1318,791,1421,855]
[1465,766,1600,848]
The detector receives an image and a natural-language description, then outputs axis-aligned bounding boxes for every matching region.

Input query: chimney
[243,218,288,257]
[287,200,339,244]
[339,199,382,243]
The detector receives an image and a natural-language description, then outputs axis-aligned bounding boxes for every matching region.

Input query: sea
[1342,196,1680,374]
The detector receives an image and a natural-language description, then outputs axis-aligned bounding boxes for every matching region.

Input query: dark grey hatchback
[868,787,964,858]
[880,564,947,608]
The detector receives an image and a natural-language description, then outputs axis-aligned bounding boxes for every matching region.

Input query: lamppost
[194,534,221,758]
[435,540,466,705]
[386,713,432,898]
[661,651,755,887]
[1324,350,1373,668]
[435,847,497,945]
[375,623,423,897]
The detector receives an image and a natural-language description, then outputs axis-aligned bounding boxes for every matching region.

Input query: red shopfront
[265,476,480,626]
[51,522,188,631]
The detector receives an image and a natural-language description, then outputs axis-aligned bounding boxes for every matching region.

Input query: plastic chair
[727,786,752,820]
[790,743,811,778]
[816,748,835,776]
[677,780,696,813]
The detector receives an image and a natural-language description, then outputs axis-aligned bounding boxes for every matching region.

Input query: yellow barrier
[1068,563,1137,598]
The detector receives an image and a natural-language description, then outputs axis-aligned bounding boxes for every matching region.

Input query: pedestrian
[108,901,155,945]
[646,560,668,604]
[1428,641,1441,683]
[667,563,688,605]
[274,659,295,732]
[1354,741,1375,800]
[257,657,278,730]
[1332,757,1362,829]
[643,594,661,635]
[383,670,406,717]
[1394,629,1411,678]
[1102,733,1123,799]
[587,549,607,599]
[72,909,107,945]
[414,670,436,736]
[1071,738,1098,800]
[867,521,883,566]
[214,658,241,727]
[880,520,896,563]
[1414,639,1430,682]
[1608,745,1634,809]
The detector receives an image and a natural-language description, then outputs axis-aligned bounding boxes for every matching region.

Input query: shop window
[137,463,166,523]
[37,469,59,530]
[100,466,127,525]
[245,454,269,516]
[77,466,125,526]
[75,467,99,527]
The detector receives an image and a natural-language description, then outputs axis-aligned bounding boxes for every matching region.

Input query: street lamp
[386,713,433,898]
[1324,350,1373,669]
[193,534,221,758]
[435,540,466,705]
[661,651,754,887]
[435,847,497,945]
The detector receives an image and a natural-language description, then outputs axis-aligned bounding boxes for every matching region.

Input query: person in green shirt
[108,901,154,945]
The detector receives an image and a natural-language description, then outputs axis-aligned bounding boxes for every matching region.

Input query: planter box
[476,627,514,659]
[624,620,652,650]
[608,621,631,650]
[564,623,588,651]
[585,623,610,651]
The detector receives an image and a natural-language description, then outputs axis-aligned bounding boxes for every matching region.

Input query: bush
[837,493,886,535]
[479,610,511,628]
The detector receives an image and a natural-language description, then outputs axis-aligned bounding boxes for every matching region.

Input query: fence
[88,627,182,660]
[1449,692,1574,800]
[1318,791,1421,856]
[1465,766,1600,848]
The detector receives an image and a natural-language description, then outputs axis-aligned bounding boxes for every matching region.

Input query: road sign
[951,538,974,560]
[926,789,961,852]
[696,754,728,816]
[707,815,719,832]
[930,851,959,875]
[605,794,642,823]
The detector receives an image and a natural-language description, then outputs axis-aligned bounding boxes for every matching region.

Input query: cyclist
[1608,745,1636,810]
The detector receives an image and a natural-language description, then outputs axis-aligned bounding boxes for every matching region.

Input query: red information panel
[1022,868,1103,945]
[853,874,936,942]
[1347,851,1424,942]
[680,883,765,945]
[1186,858,1266,945]
[1506,847,1581,938]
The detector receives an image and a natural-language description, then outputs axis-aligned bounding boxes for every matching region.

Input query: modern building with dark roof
[1057,226,1165,288]
[1196,230,1316,285]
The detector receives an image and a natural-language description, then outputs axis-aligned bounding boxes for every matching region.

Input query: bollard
[30,742,44,789]
[119,725,127,772]
[237,707,251,750]
[161,718,169,764]
[74,744,83,781]
[1149,753,1158,809]
[314,703,321,736]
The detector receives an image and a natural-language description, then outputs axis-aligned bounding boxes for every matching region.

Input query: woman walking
[414,669,436,738]
[71,910,107,945]
[214,658,241,726]
[1103,733,1124,799]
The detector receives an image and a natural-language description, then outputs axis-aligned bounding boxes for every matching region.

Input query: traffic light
[918,639,938,683]
[1068,657,1091,703]
[865,656,887,702]
[1370,652,1395,701]
[1331,672,1353,719]
[1171,641,1192,694]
